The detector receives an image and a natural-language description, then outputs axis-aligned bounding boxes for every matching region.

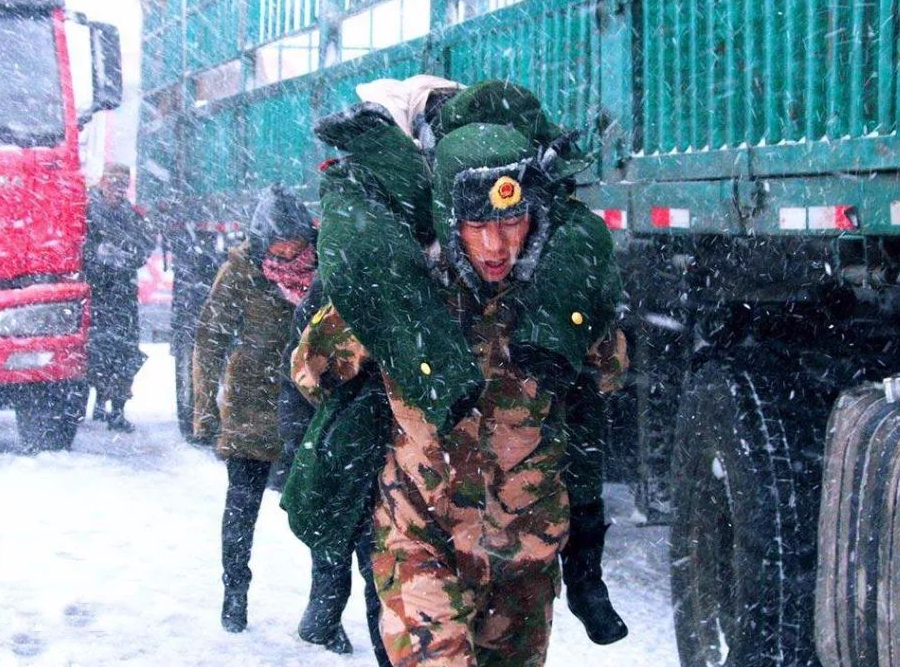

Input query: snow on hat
[247,183,317,262]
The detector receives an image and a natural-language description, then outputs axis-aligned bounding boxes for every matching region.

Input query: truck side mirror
[89,22,122,112]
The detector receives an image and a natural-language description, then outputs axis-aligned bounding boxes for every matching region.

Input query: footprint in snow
[64,602,96,628]
[10,632,46,657]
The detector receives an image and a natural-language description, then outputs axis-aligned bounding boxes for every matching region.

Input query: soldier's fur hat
[433,123,554,291]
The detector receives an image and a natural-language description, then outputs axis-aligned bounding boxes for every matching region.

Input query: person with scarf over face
[192,184,317,633]
[292,117,626,666]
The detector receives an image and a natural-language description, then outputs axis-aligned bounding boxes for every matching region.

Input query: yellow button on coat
[311,305,328,325]
[420,362,433,376]
[571,311,585,326]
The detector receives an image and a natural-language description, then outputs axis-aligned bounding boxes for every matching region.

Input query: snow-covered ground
[0,344,678,666]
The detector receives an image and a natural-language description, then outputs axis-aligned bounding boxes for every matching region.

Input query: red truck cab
[0,0,121,451]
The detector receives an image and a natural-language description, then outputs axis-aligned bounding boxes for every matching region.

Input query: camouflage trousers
[371,460,562,667]
[372,537,557,666]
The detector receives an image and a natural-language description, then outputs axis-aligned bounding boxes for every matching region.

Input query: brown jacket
[193,242,295,462]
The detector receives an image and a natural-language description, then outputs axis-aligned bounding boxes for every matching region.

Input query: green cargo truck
[138,1,900,666]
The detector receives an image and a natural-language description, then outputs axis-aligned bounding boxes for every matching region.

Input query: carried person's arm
[290,301,370,405]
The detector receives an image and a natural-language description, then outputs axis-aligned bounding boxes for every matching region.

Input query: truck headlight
[4,351,54,370]
[0,301,83,337]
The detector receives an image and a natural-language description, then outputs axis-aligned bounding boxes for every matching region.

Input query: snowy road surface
[0,344,678,666]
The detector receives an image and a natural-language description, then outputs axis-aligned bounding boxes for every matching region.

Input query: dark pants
[354,519,392,667]
[222,457,271,593]
[223,457,391,665]
[87,267,145,405]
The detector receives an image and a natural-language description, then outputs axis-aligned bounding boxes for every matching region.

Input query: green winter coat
[193,241,295,462]
[316,81,621,427]
[316,155,484,433]
[281,81,624,556]
[281,367,392,560]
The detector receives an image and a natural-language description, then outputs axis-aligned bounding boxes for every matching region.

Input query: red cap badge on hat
[489,176,523,210]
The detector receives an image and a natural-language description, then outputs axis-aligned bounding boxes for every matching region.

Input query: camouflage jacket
[292,286,626,584]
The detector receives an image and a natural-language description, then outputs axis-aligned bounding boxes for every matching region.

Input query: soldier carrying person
[287,79,628,666]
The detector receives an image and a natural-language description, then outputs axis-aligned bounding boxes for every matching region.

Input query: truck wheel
[15,381,87,453]
[174,340,197,443]
[670,360,825,667]
[816,385,900,667]
[880,409,900,667]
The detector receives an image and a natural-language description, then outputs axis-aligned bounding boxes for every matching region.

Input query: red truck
[0,0,121,452]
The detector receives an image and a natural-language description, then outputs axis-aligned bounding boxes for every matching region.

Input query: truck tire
[174,339,196,442]
[15,381,87,453]
[816,385,900,667]
[671,360,825,667]
[880,412,900,667]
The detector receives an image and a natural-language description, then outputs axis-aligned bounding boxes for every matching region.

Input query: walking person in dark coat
[84,163,155,432]
[192,185,318,633]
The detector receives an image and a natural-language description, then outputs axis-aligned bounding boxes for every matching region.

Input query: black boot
[107,400,134,433]
[298,554,353,654]
[221,458,270,635]
[221,589,247,633]
[562,503,628,645]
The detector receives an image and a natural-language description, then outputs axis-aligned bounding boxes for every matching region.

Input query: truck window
[452,0,524,23]
[0,13,64,147]
[252,30,319,89]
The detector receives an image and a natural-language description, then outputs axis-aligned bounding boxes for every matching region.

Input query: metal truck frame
[138,1,900,665]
